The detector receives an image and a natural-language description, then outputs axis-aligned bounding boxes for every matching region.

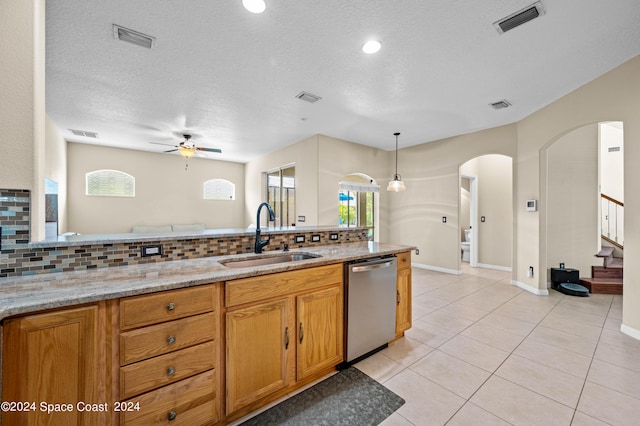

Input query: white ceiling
[46,0,640,163]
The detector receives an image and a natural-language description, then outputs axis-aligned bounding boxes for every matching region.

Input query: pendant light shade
[387,132,406,192]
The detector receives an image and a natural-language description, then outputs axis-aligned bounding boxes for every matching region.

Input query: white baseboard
[412,263,461,275]
[621,324,640,341]
[476,263,512,272]
[512,279,549,296]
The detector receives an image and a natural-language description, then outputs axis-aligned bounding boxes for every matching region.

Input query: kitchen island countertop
[0,242,414,321]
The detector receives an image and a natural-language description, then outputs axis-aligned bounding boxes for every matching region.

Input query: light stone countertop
[0,242,414,321]
[29,225,370,248]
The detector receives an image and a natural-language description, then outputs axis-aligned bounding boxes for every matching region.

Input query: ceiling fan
[150,134,221,169]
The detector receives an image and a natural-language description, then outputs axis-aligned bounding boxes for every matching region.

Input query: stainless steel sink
[220,253,320,268]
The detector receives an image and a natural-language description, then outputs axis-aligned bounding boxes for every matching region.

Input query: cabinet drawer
[121,370,216,426]
[120,285,215,330]
[396,251,411,270]
[120,312,216,366]
[226,264,343,307]
[120,341,215,399]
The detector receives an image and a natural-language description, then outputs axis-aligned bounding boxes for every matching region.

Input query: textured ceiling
[45,0,640,163]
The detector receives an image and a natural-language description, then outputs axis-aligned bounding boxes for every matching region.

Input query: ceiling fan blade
[164,149,179,153]
[197,147,222,153]
[149,141,178,147]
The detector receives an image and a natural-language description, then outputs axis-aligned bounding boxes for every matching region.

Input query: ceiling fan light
[178,146,196,158]
[243,0,266,13]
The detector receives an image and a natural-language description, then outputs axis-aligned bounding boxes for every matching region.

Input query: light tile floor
[356,264,639,426]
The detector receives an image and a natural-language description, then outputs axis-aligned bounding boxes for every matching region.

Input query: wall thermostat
[526,200,537,212]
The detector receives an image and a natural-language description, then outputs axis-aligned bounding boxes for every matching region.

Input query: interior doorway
[460,173,478,267]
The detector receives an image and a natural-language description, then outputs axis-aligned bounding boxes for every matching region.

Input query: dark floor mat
[240,367,405,426]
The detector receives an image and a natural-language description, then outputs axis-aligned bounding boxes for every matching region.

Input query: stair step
[596,247,615,258]
[580,277,623,295]
[592,266,623,279]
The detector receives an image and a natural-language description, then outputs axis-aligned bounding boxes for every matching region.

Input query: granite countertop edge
[0,242,415,321]
[29,226,372,248]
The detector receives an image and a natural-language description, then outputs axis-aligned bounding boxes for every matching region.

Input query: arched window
[203,179,235,200]
[86,170,135,197]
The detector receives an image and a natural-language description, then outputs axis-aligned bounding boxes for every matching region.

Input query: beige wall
[519,54,640,334]
[244,135,319,226]
[0,0,46,240]
[461,155,513,269]
[44,115,68,232]
[244,134,391,241]
[390,124,516,273]
[546,124,599,278]
[67,143,245,234]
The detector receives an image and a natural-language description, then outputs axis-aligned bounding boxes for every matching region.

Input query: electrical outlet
[311,234,320,242]
[141,244,163,257]
[295,235,305,243]
[329,233,339,241]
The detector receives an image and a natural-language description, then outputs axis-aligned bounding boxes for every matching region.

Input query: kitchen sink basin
[220,253,320,268]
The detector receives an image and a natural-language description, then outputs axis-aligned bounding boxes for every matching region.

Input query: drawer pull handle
[167,302,176,311]
[396,290,401,305]
[167,367,176,377]
[167,335,176,345]
[167,410,177,421]
[299,322,304,343]
[284,327,289,349]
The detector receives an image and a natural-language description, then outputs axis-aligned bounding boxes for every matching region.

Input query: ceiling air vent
[493,1,545,34]
[608,147,621,152]
[113,24,155,49]
[69,129,99,138]
[489,100,511,110]
[296,91,322,103]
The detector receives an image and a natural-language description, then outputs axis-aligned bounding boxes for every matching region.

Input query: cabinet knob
[167,367,176,376]
[167,410,177,421]
[167,335,176,345]
[167,302,176,311]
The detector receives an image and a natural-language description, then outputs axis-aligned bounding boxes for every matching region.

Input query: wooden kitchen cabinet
[1,304,107,426]
[296,285,343,381]
[117,283,220,425]
[225,264,343,418]
[395,251,412,338]
[225,298,292,414]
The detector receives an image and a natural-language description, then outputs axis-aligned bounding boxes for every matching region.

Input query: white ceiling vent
[494,2,545,34]
[296,91,322,103]
[489,100,511,110]
[608,146,621,152]
[69,129,99,138]
[113,24,156,49]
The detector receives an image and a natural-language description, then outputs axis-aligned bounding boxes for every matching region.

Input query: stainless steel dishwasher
[344,256,397,363]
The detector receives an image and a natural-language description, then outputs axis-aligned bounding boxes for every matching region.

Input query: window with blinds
[203,179,235,200]
[85,170,135,197]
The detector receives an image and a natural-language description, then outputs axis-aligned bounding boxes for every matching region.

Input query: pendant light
[387,132,406,192]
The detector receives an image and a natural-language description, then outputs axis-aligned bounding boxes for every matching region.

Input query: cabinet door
[296,285,343,381]
[225,298,292,415]
[395,268,412,338]
[2,305,103,426]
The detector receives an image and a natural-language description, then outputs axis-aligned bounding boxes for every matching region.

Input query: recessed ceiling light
[362,40,381,54]
[243,0,266,14]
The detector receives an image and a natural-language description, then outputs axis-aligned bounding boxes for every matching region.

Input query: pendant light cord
[394,132,400,177]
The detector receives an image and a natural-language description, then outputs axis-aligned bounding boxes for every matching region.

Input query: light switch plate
[329,233,339,241]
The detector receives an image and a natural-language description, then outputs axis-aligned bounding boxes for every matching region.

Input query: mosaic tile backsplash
[0,189,370,278]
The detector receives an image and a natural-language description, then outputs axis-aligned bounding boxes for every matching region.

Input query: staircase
[580,246,623,294]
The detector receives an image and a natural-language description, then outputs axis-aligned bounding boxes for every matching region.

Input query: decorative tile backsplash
[0,189,370,278]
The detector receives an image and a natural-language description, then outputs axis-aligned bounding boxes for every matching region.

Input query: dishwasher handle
[350,260,394,273]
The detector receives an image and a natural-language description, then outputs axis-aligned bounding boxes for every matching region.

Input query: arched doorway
[339,173,380,241]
